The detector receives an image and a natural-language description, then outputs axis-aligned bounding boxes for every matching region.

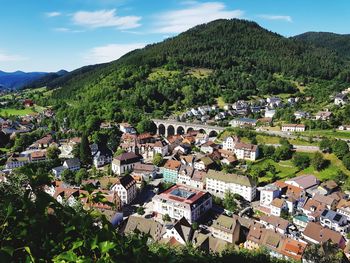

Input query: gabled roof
[303,222,344,247]
[285,174,319,189]
[113,152,141,165]
[260,215,289,230]
[207,169,256,187]
[212,214,240,234]
[172,217,193,243]
[124,216,163,241]
[118,175,136,190]
[64,158,80,168]
[163,159,181,171]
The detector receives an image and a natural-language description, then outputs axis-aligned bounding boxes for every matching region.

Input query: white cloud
[84,43,145,64]
[154,2,244,34]
[72,9,141,30]
[258,14,292,22]
[0,51,27,62]
[54,27,70,32]
[46,12,61,18]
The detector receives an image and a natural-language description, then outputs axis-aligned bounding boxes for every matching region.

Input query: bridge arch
[209,130,218,137]
[176,126,185,135]
[199,128,206,134]
[186,127,194,134]
[167,125,175,136]
[158,124,166,136]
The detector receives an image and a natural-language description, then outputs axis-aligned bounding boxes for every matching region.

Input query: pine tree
[80,134,92,166]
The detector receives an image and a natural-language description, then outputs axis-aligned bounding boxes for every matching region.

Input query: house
[211,214,241,244]
[112,152,142,175]
[192,232,228,254]
[206,170,256,202]
[174,144,192,155]
[285,174,319,190]
[200,141,218,154]
[315,111,332,121]
[153,140,169,157]
[193,156,215,171]
[260,215,289,235]
[195,133,209,145]
[294,111,308,120]
[259,184,281,208]
[301,197,326,221]
[229,118,257,128]
[319,209,349,234]
[222,136,259,161]
[119,122,136,134]
[92,146,113,168]
[63,158,81,172]
[302,222,346,249]
[177,165,206,190]
[5,154,30,169]
[334,93,348,106]
[267,97,282,108]
[153,185,212,223]
[281,124,305,132]
[162,159,181,184]
[123,216,163,241]
[31,134,53,149]
[30,150,47,162]
[234,142,258,161]
[23,99,34,107]
[337,199,350,220]
[264,109,276,118]
[270,198,288,217]
[131,163,157,182]
[162,217,193,245]
[339,125,350,131]
[111,174,137,205]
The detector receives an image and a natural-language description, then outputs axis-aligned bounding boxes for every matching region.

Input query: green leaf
[98,241,116,254]
[6,203,13,217]
[53,251,78,262]
[1,246,14,256]
[24,247,34,262]
[72,240,84,250]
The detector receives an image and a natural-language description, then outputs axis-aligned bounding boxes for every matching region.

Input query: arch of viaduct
[152,119,225,137]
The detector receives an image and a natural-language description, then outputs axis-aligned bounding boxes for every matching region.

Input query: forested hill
[293,32,350,59]
[38,19,350,132]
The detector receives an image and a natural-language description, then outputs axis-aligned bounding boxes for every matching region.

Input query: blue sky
[0,0,349,72]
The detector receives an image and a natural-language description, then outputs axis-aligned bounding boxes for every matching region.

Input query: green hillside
[34,19,350,132]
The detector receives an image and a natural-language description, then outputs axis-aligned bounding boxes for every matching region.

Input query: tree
[223,191,237,213]
[152,153,163,166]
[342,153,350,170]
[162,214,171,222]
[312,151,326,171]
[333,140,349,159]
[80,134,92,166]
[319,137,332,152]
[136,118,154,134]
[46,146,61,160]
[303,241,345,263]
[292,153,310,170]
[61,169,75,185]
[75,168,89,185]
[136,206,145,215]
[114,148,125,157]
[273,145,292,161]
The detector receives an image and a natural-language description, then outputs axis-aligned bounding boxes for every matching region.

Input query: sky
[0,0,349,72]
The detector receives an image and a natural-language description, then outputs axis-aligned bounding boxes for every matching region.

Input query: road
[265,143,320,152]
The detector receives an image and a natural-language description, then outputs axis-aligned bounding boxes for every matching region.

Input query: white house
[153,185,212,223]
[111,175,137,205]
[206,170,256,202]
[281,124,305,132]
[153,140,169,157]
[319,209,349,235]
[334,93,348,106]
[162,217,194,245]
[222,136,258,161]
[119,123,136,134]
[112,152,142,175]
[259,184,281,208]
[265,109,276,118]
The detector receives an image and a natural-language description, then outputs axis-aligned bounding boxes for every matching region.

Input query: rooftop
[207,169,256,187]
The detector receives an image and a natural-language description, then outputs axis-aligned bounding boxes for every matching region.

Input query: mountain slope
[0,71,48,90]
[293,32,350,58]
[37,19,350,131]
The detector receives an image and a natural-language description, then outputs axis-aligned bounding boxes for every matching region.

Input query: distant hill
[0,70,68,90]
[293,32,350,58]
[33,19,350,130]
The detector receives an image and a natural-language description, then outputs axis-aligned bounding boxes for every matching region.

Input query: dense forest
[293,32,350,59]
[32,19,350,132]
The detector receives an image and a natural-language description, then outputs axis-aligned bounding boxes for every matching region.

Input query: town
[1,88,350,262]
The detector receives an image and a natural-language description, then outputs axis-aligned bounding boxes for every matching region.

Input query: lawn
[147,68,180,81]
[302,130,350,140]
[297,153,350,181]
[187,68,213,79]
[252,158,299,184]
[0,107,35,116]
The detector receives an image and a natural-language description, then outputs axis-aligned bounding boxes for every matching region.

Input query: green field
[187,68,213,79]
[252,152,350,184]
[302,130,350,140]
[252,158,299,184]
[0,108,35,116]
[147,68,180,81]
